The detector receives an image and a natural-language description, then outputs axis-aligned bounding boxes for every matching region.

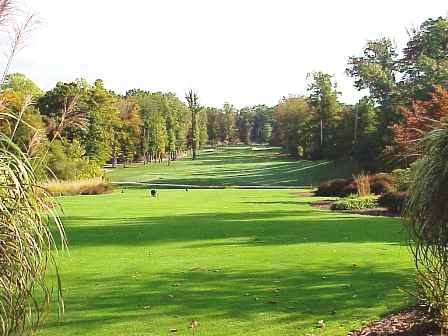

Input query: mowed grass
[40,189,413,336]
[106,146,354,186]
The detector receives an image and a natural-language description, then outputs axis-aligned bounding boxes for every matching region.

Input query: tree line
[1,15,447,181]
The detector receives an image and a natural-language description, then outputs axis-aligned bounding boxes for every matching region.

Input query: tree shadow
[41,266,413,335]
[61,209,407,248]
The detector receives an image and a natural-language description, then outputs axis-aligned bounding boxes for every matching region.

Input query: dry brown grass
[43,178,113,196]
[354,172,371,197]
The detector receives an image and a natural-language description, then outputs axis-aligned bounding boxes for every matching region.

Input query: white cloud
[6,0,448,107]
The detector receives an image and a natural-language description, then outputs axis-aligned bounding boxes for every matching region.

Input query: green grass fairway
[106,147,354,186]
[40,189,413,336]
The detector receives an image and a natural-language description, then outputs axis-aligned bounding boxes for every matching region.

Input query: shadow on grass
[61,209,406,248]
[43,266,413,334]
[109,147,354,186]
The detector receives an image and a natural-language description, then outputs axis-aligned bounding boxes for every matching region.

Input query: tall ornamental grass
[0,131,65,335]
[405,126,448,329]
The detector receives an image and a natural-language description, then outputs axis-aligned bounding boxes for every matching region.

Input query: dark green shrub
[378,192,407,213]
[330,196,378,210]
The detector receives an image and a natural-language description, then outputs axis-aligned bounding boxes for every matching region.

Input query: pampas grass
[43,177,113,196]
[0,131,65,335]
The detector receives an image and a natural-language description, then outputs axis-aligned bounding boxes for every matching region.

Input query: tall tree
[185,90,201,160]
[307,71,341,158]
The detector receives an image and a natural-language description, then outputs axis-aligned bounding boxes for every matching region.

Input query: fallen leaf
[189,320,199,328]
[316,320,326,328]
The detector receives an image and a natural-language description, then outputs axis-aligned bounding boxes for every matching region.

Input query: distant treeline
[1,15,447,180]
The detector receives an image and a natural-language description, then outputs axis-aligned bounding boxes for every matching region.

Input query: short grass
[106,146,354,186]
[40,189,413,336]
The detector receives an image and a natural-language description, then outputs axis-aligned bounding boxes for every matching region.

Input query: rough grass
[39,189,413,336]
[43,178,113,196]
[106,146,354,186]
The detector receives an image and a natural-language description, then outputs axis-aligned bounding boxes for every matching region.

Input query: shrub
[43,178,113,196]
[370,173,397,194]
[315,178,353,197]
[44,140,103,181]
[316,173,396,197]
[378,191,407,213]
[330,196,378,211]
[392,168,412,191]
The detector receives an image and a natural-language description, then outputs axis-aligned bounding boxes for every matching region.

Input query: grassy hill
[106,146,354,187]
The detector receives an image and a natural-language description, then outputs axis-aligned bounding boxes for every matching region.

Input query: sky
[6,0,448,108]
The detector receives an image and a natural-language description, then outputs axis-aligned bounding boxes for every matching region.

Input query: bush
[392,168,412,191]
[316,173,396,197]
[44,140,103,181]
[330,196,378,210]
[43,178,113,196]
[378,191,407,213]
[315,178,353,197]
[370,173,397,194]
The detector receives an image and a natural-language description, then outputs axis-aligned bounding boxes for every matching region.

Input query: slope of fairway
[106,147,354,186]
[40,189,412,336]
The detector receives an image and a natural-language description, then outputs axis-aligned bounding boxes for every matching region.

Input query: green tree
[185,90,201,160]
[307,71,341,158]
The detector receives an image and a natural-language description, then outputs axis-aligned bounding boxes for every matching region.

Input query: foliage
[347,16,448,170]
[378,191,407,213]
[315,178,355,197]
[43,177,113,196]
[0,129,64,335]
[45,139,102,181]
[185,90,201,160]
[316,174,396,197]
[271,95,312,156]
[392,85,448,158]
[391,168,413,191]
[405,125,448,325]
[330,196,378,211]
[369,173,397,194]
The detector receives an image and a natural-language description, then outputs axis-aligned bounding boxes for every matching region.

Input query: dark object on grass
[185,188,189,192]
[150,189,157,197]
[378,191,407,213]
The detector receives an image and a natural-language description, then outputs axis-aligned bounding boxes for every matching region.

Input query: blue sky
[6,0,448,107]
